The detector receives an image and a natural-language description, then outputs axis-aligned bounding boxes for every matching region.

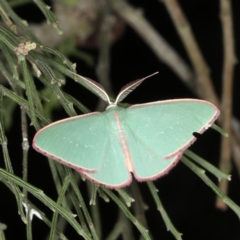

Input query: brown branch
[21,109,29,200]
[96,0,114,111]
[162,0,218,105]
[109,0,195,85]
[216,0,235,210]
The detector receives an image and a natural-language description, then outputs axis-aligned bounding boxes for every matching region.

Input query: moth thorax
[106,103,117,110]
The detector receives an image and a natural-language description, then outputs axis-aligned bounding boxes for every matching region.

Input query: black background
[1,1,240,240]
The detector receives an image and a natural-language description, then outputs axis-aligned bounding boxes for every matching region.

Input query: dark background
[1,1,240,239]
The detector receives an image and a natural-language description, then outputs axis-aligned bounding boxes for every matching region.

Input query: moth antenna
[68,70,111,104]
[115,72,159,104]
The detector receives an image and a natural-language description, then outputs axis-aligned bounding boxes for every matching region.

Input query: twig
[147,182,182,240]
[21,59,40,129]
[184,150,231,181]
[130,181,150,234]
[216,0,235,210]
[181,156,240,219]
[96,0,114,111]
[21,109,29,199]
[96,0,113,94]
[162,0,218,105]
[105,210,135,240]
[26,203,33,240]
[86,182,102,238]
[66,168,100,240]
[103,188,151,240]
[49,176,71,240]
[109,0,194,85]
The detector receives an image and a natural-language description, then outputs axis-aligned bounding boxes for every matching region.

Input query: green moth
[33,73,219,188]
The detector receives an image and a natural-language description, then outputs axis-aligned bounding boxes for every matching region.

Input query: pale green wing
[33,110,131,187]
[120,99,219,181]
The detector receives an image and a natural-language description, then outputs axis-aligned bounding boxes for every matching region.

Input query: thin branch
[66,168,100,240]
[130,181,149,233]
[96,0,113,94]
[96,0,113,111]
[21,109,29,199]
[49,176,70,240]
[26,203,33,240]
[109,0,195,85]
[87,182,102,238]
[105,211,134,240]
[162,0,218,105]
[182,156,240,219]
[216,0,235,210]
[103,188,151,240]
[147,182,182,240]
